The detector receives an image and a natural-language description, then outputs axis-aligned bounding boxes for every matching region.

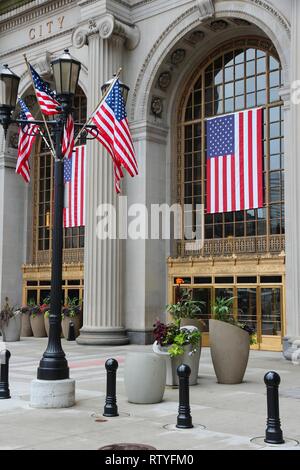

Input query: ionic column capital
[72,14,140,50]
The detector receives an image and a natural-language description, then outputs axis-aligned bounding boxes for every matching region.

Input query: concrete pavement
[0,338,299,450]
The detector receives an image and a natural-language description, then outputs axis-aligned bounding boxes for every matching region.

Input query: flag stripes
[206,108,263,214]
[62,114,75,159]
[90,78,138,193]
[29,63,60,116]
[16,99,40,183]
[63,145,85,228]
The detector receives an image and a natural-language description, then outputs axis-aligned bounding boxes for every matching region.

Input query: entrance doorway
[170,275,284,351]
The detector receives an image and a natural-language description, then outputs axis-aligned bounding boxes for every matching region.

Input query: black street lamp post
[0,51,129,382]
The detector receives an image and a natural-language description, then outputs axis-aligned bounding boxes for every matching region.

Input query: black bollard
[67,321,76,341]
[0,350,11,399]
[176,364,193,429]
[264,371,285,444]
[103,358,119,417]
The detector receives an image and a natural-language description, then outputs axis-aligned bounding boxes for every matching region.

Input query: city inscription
[28,16,65,40]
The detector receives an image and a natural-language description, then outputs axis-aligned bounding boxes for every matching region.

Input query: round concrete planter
[61,315,81,338]
[1,311,22,341]
[153,341,201,386]
[30,314,46,337]
[44,315,64,338]
[21,311,33,337]
[209,319,250,384]
[44,315,50,336]
[124,352,166,404]
[180,318,203,331]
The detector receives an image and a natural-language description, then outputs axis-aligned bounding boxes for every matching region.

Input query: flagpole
[73,67,122,146]
[23,54,56,158]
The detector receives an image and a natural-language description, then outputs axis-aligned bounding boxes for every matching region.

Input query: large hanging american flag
[16,98,40,183]
[62,114,74,159]
[206,108,263,214]
[63,145,85,228]
[29,63,60,116]
[91,78,138,191]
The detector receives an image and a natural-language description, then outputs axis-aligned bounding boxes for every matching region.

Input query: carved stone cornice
[0,0,76,33]
[249,0,290,35]
[72,13,140,50]
[195,0,215,20]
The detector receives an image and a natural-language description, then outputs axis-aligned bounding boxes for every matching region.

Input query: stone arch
[131,0,290,123]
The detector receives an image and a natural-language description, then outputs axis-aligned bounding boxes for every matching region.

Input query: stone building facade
[0,0,298,356]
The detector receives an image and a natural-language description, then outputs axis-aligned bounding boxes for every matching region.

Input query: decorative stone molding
[72,14,140,50]
[151,96,163,117]
[249,0,290,35]
[195,0,215,20]
[208,19,229,32]
[131,0,291,122]
[35,52,52,78]
[0,0,75,34]
[157,71,171,90]
[187,30,205,44]
[171,48,186,65]
[231,18,251,27]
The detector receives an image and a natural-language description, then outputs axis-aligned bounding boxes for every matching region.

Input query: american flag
[86,126,123,193]
[206,108,263,214]
[63,145,85,228]
[16,98,40,183]
[29,63,60,116]
[62,114,74,159]
[91,78,138,191]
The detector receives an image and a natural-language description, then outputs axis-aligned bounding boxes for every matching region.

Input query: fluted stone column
[0,128,25,307]
[282,0,300,361]
[73,15,137,345]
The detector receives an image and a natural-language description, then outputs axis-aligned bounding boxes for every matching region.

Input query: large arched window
[32,85,87,263]
[178,38,284,256]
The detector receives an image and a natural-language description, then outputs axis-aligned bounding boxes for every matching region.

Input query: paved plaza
[0,338,300,450]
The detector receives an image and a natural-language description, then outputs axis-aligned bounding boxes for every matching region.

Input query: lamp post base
[30,378,75,408]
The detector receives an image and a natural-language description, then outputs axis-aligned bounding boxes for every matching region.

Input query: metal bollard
[103,358,119,417]
[0,350,11,399]
[176,364,193,429]
[264,371,285,444]
[67,321,76,341]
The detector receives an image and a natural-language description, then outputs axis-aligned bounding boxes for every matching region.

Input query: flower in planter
[153,320,201,358]
[0,297,16,329]
[167,287,206,326]
[212,296,257,344]
[62,297,81,319]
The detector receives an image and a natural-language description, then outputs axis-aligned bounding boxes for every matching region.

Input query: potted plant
[167,278,206,332]
[61,297,82,338]
[0,297,21,342]
[29,302,46,337]
[20,301,33,337]
[209,296,256,384]
[40,297,51,336]
[152,320,201,386]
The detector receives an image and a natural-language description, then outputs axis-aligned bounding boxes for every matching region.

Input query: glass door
[192,288,212,346]
[259,287,282,350]
[237,287,259,350]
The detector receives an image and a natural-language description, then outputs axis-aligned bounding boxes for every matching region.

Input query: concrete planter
[61,315,81,338]
[124,352,166,404]
[180,318,203,331]
[1,311,22,341]
[153,341,201,386]
[21,311,33,337]
[30,314,46,337]
[209,319,250,384]
[44,315,63,338]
